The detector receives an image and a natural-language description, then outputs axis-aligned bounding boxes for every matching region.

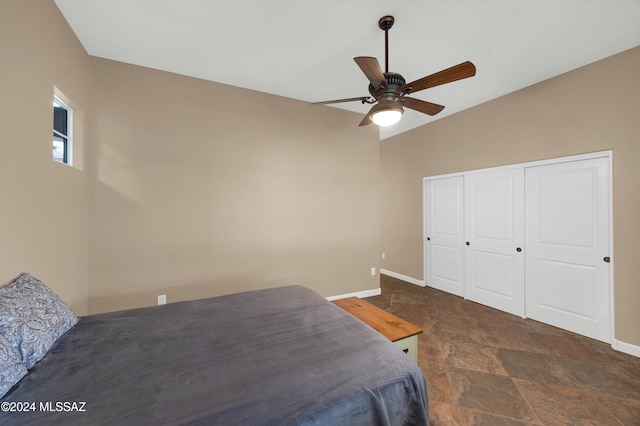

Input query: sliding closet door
[425,176,464,296]
[464,169,525,316]
[525,157,611,342]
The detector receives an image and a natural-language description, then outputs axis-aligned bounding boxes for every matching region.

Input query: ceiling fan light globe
[371,109,402,126]
[370,102,404,126]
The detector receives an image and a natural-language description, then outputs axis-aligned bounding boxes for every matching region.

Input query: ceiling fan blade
[358,105,375,126]
[312,96,371,105]
[402,97,445,116]
[403,61,476,94]
[359,115,372,126]
[354,57,388,90]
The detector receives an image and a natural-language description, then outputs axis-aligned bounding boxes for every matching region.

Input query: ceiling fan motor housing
[368,72,406,98]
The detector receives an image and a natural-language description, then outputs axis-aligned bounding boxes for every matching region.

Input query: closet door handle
[516,247,522,252]
[603,256,610,263]
[466,242,470,246]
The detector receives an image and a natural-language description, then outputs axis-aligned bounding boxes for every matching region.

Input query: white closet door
[525,157,611,342]
[464,169,525,316]
[425,176,464,296]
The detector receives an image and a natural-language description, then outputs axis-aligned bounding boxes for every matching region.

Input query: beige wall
[87,58,380,313]
[0,0,380,316]
[381,46,640,346]
[0,0,90,314]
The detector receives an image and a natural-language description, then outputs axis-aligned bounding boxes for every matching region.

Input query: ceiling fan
[313,15,476,127]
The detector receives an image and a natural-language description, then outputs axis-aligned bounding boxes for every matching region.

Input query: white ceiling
[54,0,640,140]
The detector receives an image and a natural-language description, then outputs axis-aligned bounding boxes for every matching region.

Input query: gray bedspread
[2,285,428,425]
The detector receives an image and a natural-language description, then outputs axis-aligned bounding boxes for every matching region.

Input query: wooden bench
[332,297,422,363]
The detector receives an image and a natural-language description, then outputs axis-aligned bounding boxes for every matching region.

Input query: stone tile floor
[365,275,640,425]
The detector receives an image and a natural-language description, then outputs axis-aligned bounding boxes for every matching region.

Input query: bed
[0,273,428,425]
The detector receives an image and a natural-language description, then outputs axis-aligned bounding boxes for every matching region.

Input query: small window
[53,97,72,165]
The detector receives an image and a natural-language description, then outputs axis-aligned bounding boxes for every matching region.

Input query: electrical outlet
[381,252,386,259]
[371,267,376,276]
[157,294,166,305]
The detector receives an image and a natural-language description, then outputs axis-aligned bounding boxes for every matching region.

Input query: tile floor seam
[488,344,546,425]
[509,376,557,426]
[442,367,465,425]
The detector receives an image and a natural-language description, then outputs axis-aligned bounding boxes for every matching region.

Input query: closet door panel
[425,177,464,296]
[525,157,611,342]
[464,169,525,316]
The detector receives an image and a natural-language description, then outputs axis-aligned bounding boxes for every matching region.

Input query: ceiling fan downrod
[378,15,394,74]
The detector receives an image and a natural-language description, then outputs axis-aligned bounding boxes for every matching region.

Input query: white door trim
[422,150,612,182]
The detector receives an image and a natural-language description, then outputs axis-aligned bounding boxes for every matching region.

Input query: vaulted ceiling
[54,0,640,139]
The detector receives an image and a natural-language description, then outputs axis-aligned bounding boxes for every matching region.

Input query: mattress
[2,285,428,425]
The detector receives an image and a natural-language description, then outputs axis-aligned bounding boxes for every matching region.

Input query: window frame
[53,95,73,166]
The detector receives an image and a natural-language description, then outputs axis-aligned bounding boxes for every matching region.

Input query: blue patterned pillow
[0,334,27,398]
[0,273,78,369]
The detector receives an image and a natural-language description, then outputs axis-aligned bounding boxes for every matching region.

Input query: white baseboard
[612,339,640,358]
[380,269,425,287]
[326,287,381,301]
